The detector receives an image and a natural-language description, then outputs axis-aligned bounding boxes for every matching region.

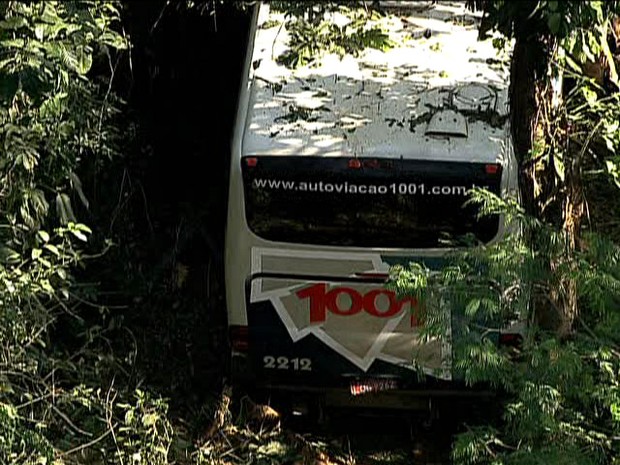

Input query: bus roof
[242,1,512,164]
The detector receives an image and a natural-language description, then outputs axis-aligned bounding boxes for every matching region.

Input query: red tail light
[364,159,380,169]
[245,157,258,167]
[485,163,501,175]
[229,325,249,352]
[348,158,362,169]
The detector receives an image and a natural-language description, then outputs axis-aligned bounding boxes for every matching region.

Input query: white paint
[250,247,451,377]
[244,1,512,164]
[225,2,518,379]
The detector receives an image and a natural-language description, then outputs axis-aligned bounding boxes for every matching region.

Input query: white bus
[225,1,519,407]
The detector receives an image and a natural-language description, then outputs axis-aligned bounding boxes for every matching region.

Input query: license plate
[350,378,398,396]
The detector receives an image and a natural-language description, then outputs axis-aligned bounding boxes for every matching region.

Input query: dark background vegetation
[91,0,251,410]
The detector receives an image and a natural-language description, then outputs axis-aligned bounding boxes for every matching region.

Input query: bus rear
[225,1,517,404]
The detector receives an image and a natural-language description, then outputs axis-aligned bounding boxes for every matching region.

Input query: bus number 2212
[263,356,312,371]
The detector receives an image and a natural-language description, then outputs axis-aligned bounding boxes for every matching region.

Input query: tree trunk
[510,36,585,337]
[509,36,542,217]
[557,139,586,337]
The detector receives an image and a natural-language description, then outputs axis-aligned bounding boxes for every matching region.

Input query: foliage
[0,1,154,463]
[391,190,620,464]
[532,34,620,220]
[194,391,364,465]
[270,1,354,25]
[562,70,620,185]
[464,0,620,333]
[471,0,620,198]
[269,3,393,68]
[115,390,174,465]
[472,0,619,78]
[468,0,620,203]
[384,2,620,464]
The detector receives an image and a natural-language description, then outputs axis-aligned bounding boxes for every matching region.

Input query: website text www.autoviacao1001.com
[251,178,472,196]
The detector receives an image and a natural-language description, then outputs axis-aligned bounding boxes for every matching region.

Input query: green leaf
[0,247,20,264]
[40,279,53,292]
[34,24,45,40]
[603,135,615,154]
[37,230,50,243]
[141,413,159,427]
[21,152,35,170]
[605,160,620,188]
[74,46,93,75]
[564,54,582,73]
[582,87,598,106]
[70,230,88,242]
[0,16,28,30]
[56,193,76,225]
[101,31,128,50]
[40,3,62,25]
[581,31,596,62]
[31,248,42,260]
[611,403,620,422]
[124,409,134,424]
[43,244,60,257]
[74,223,92,233]
[69,172,89,208]
[465,299,481,316]
[39,92,67,118]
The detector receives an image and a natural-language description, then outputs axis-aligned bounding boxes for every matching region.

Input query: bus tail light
[348,158,361,169]
[245,157,258,167]
[229,325,249,352]
[485,163,501,175]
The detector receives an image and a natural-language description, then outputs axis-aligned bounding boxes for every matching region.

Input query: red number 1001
[295,283,419,325]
